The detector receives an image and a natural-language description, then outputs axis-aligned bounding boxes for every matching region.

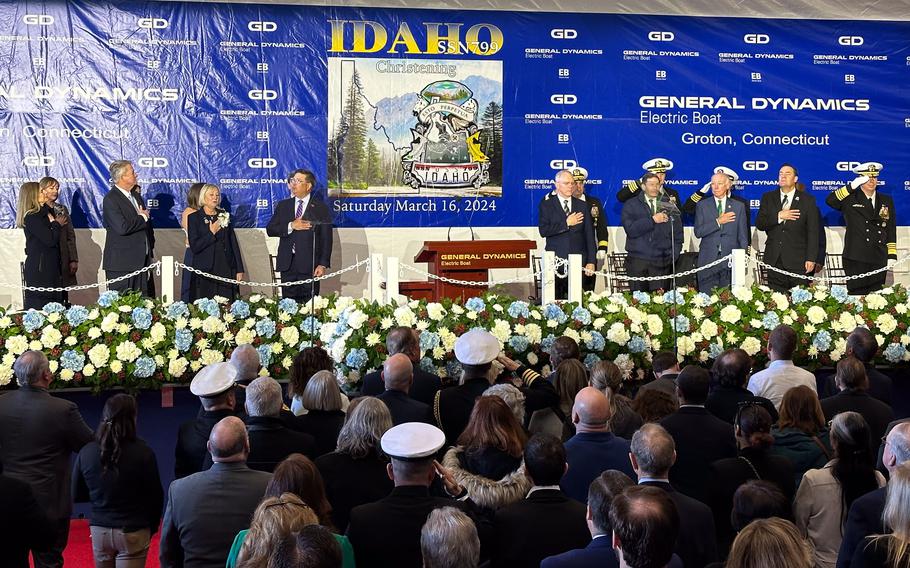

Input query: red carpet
[31,520,162,567]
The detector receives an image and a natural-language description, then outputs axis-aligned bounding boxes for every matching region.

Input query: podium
[408,240,538,302]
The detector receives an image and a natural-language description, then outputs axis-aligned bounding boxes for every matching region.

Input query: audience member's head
[884,422,910,473]
[454,329,500,384]
[336,397,392,459]
[630,423,676,479]
[13,350,51,388]
[675,365,710,406]
[610,485,679,568]
[235,492,319,567]
[230,344,261,383]
[768,325,798,361]
[712,348,752,389]
[550,336,581,369]
[846,327,878,363]
[267,453,334,530]
[524,433,567,486]
[880,463,910,555]
[572,387,611,433]
[96,393,138,473]
[420,506,481,568]
[303,370,343,412]
[632,389,678,423]
[484,383,526,424]
[383,353,414,393]
[725,518,812,568]
[207,416,249,463]
[293,524,343,568]
[830,411,878,515]
[382,422,446,487]
[386,326,421,362]
[735,404,775,451]
[834,356,869,392]
[777,386,825,435]
[245,376,284,418]
[289,346,334,398]
[587,470,635,537]
[651,351,680,378]
[191,362,238,411]
[731,480,792,532]
[556,358,589,414]
[590,360,624,395]
[458,395,526,458]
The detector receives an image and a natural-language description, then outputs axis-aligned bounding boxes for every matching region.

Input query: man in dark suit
[694,167,749,292]
[636,351,680,404]
[0,350,94,568]
[660,365,737,504]
[821,356,893,444]
[621,172,683,292]
[844,327,893,405]
[377,354,434,425]
[435,329,500,445]
[838,422,910,568]
[160,416,272,568]
[631,423,719,568]
[175,361,239,479]
[538,169,596,299]
[826,162,896,295]
[237,376,316,471]
[0,463,54,568]
[361,327,443,404]
[571,167,608,293]
[755,163,819,292]
[265,169,333,302]
[494,433,590,567]
[611,486,682,568]
[102,159,155,296]
[706,348,778,424]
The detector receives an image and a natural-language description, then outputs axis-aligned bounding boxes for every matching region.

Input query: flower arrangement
[0,284,908,392]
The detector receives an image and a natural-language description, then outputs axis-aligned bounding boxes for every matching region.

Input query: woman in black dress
[17,181,65,309]
[187,184,244,301]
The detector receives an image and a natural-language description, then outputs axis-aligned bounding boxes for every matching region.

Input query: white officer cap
[381,422,446,461]
[714,166,739,182]
[454,328,501,365]
[571,167,588,181]
[190,362,238,397]
[642,158,674,173]
[852,162,883,178]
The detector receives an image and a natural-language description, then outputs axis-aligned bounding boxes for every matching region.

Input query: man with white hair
[538,169,596,299]
[694,167,749,292]
[229,344,262,415]
[102,159,155,295]
[240,376,315,471]
[420,507,481,568]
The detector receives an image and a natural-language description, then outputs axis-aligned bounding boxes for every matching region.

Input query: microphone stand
[658,196,682,357]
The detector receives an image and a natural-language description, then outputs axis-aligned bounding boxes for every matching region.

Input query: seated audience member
[229,343,262,416]
[839,422,910,567]
[293,370,346,456]
[421,507,481,568]
[708,404,795,553]
[724,518,813,568]
[347,422,489,568]
[293,525,343,568]
[315,398,394,532]
[747,324,817,409]
[72,394,164,567]
[561,387,636,503]
[637,351,681,404]
[376,353,434,425]
[530,358,588,440]
[852,462,910,567]
[493,433,590,567]
[844,327,892,404]
[484,383,526,425]
[706,348,778,423]
[660,365,737,503]
[289,347,349,415]
[631,423,718,568]
[610,485,680,568]
[731,480,792,533]
[589,360,643,439]
[821,356,893,444]
[548,336,582,377]
[771,385,834,486]
[228,493,319,567]
[361,327,442,403]
[175,362,239,478]
[442,396,531,511]
[160,416,272,567]
[632,388,678,423]
[794,411,886,568]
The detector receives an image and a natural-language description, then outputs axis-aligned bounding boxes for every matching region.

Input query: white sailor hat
[714,166,739,182]
[381,422,446,461]
[189,362,238,397]
[643,158,674,173]
[454,328,501,365]
[571,167,588,181]
[852,162,883,178]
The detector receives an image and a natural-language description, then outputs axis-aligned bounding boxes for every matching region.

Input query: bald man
[560,388,636,502]
[376,353,434,425]
[160,417,272,567]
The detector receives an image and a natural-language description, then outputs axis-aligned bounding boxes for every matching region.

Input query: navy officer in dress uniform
[571,166,609,292]
[616,157,698,217]
[825,162,897,295]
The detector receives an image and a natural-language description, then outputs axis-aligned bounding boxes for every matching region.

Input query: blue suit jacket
[538,193,596,264]
[561,432,636,503]
[694,194,749,267]
[542,536,684,568]
[265,196,333,273]
[837,486,887,568]
[621,191,683,263]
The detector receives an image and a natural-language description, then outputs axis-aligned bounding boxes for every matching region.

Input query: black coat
[186,208,245,273]
[705,385,779,424]
[102,186,155,272]
[0,472,54,568]
[435,377,492,446]
[755,188,819,273]
[377,389,434,426]
[864,364,894,406]
[826,186,896,264]
[265,195,333,273]
[838,486,887,568]
[641,480,719,568]
[22,205,62,289]
[538,192,596,264]
[244,416,316,471]
[585,194,609,251]
[361,367,442,405]
[660,406,737,503]
[315,450,393,533]
[174,408,236,479]
[821,389,893,444]
[291,409,345,457]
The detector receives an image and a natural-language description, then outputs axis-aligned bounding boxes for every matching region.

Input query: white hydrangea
[524,323,543,344]
[82,364,95,377]
[720,305,742,324]
[115,341,141,362]
[626,307,644,325]
[200,349,224,365]
[88,344,110,367]
[6,335,28,355]
[393,306,415,327]
[732,287,753,302]
[647,315,664,336]
[100,313,119,333]
[700,319,718,338]
[741,336,762,356]
[606,322,631,345]
[491,320,511,342]
[875,313,898,335]
[807,306,827,325]
[865,294,887,310]
[771,293,789,311]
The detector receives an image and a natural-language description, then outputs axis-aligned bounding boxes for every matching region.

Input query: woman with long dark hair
[589,360,642,439]
[72,394,163,567]
[38,176,78,305]
[180,182,204,302]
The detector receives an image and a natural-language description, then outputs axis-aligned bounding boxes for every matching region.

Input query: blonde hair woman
[179,182,205,302]
[293,370,346,457]
[854,463,910,566]
[186,183,245,301]
[229,493,318,567]
[18,181,66,308]
[726,517,813,568]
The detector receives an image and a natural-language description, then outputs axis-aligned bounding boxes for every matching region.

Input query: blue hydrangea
[626,335,647,353]
[255,318,276,338]
[632,290,651,304]
[22,310,45,333]
[708,342,724,359]
[672,315,690,333]
[345,348,368,370]
[131,307,152,330]
[762,311,781,331]
[585,331,606,352]
[465,297,486,312]
[791,288,812,304]
[42,302,65,313]
[278,298,299,314]
[165,301,189,320]
[65,305,89,327]
[509,335,530,352]
[230,300,250,318]
[583,353,601,368]
[507,301,530,319]
[257,344,272,367]
[542,303,568,324]
[445,360,463,379]
[297,340,314,350]
[812,330,832,351]
[299,317,321,336]
[663,290,685,305]
[572,307,592,326]
[541,334,557,353]
[133,356,156,378]
[883,343,907,364]
[419,357,436,373]
[174,329,192,352]
[419,331,440,352]
[60,350,85,371]
[831,285,850,303]
[693,292,711,306]
[194,298,220,317]
[97,290,120,307]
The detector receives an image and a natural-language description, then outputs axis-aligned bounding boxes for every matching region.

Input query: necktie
[717,199,723,217]
[562,200,570,215]
[650,199,656,215]
[781,194,790,210]
[295,199,303,219]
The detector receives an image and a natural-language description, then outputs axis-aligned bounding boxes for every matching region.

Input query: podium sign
[413,240,537,301]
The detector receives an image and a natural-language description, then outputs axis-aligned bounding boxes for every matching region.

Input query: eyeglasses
[290,178,308,185]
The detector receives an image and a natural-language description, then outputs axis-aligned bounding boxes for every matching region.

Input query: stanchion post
[731,249,747,288]
[567,254,582,303]
[541,251,556,305]
[161,256,175,304]
[369,253,384,303]
[386,256,400,304]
